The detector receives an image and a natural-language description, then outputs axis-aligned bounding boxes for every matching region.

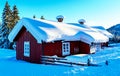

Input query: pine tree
[2,1,13,32]
[0,1,12,48]
[12,5,20,31]
[40,16,45,20]
[33,15,36,18]
[0,2,20,49]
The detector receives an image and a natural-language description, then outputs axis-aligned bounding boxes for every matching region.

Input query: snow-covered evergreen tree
[0,2,20,49]
[40,16,45,20]
[12,5,20,30]
[33,15,36,18]
[0,1,12,48]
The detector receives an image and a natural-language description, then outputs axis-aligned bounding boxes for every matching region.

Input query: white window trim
[62,42,70,56]
[24,41,30,57]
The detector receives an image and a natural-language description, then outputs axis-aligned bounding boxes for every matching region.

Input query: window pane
[24,41,30,57]
[62,42,70,56]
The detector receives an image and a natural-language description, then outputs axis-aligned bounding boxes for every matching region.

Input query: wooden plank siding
[14,26,91,63]
[79,41,90,54]
[15,26,42,63]
[70,41,90,54]
[70,41,80,55]
[43,41,62,57]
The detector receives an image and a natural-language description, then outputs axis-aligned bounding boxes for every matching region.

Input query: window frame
[24,41,30,57]
[62,42,70,56]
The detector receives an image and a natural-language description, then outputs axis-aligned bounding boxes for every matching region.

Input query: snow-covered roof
[91,26,113,38]
[69,23,113,38]
[8,18,109,44]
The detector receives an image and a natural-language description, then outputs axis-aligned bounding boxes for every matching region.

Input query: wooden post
[87,59,90,66]
[105,60,108,65]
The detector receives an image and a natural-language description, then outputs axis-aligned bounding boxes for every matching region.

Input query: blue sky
[0,0,120,28]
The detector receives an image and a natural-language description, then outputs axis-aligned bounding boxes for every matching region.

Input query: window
[62,42,70,56]
[24,41,30,57]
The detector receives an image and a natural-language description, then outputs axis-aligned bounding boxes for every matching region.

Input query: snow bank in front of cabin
[0,49,15,59]
[66,43,120,64]
[0,43,120,76]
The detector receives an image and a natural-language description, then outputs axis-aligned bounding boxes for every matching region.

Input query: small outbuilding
[8,18,111,63]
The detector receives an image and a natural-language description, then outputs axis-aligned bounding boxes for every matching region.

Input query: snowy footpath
[0,43,120,76]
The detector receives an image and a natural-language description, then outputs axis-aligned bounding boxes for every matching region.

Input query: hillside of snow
[107,24,120,42]
[108,24,120,33]
[0,43,120,76]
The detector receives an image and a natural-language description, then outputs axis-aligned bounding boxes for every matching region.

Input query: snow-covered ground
[0,43,120,76]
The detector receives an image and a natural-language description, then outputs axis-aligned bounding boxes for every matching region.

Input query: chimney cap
[78,19,86,23]
[56,15,64,19]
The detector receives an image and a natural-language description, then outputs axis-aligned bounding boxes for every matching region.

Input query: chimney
[78,19,86,25]
[56,15,64,22]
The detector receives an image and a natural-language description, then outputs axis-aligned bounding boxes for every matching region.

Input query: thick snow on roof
[8,18,109,44]
[92,26,113,38]
[69,23,113,38]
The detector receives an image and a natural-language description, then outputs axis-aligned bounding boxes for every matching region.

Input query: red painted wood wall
[70,41,80,55]
[43,41,62,57]
[70,41,90,54]
[15,27,42,63]
[79,41,90,54]
[14,27,91,63]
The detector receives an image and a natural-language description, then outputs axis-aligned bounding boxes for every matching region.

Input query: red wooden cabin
[8,18,111,63]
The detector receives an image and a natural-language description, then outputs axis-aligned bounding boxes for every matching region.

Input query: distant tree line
[0,1,20,49]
